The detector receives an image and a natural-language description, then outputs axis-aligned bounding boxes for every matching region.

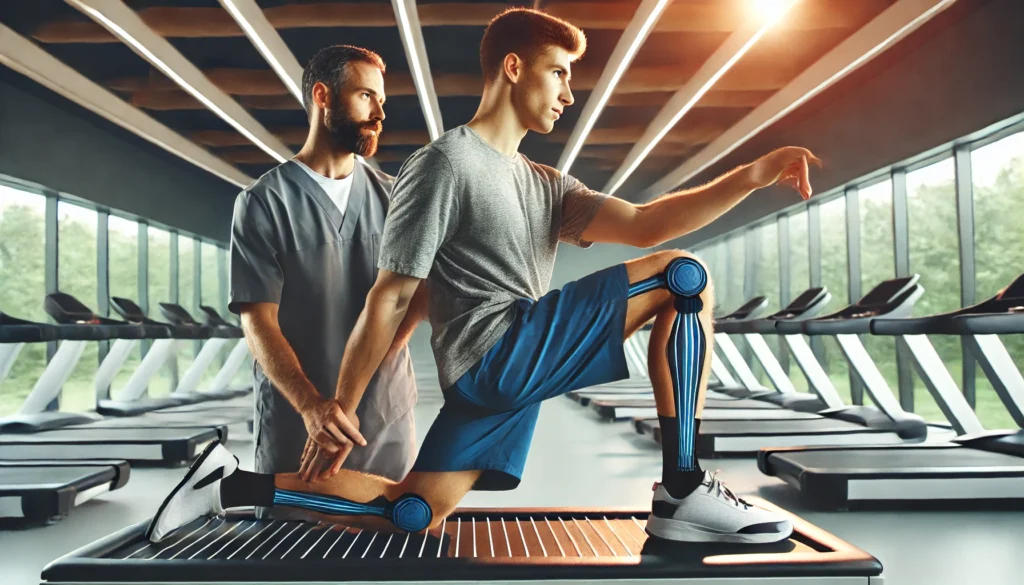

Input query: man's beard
[324,108,381,157]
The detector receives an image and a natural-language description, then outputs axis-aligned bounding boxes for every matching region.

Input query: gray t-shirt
[378,126,608,388]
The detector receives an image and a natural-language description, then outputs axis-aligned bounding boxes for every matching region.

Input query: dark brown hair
[479,8,587,83]
[302,45,386,116]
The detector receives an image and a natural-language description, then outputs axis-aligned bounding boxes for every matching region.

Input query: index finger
[331,410,366,446]
[799,156,812,200]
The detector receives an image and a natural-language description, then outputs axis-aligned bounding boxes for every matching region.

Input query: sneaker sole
[645,515,792,544]
[145,441,222,542]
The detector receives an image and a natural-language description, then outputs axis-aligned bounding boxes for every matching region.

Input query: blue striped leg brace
[272,491,432,532]
[627,257,708,471]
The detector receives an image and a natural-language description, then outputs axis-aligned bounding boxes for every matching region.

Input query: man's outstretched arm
[580,147,821,248]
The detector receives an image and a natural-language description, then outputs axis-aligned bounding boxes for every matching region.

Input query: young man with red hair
[149,8,820,544]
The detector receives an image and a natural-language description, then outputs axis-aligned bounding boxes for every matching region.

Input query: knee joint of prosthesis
[273,490,433,533]
[628,257,708,471]
[628,257,708,308]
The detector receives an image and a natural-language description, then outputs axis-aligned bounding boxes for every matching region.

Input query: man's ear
[312,81,332,110]
[502,53,523,83]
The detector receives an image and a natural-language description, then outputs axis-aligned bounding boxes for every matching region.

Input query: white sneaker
[646,471,792,544]
[146,442,239,543]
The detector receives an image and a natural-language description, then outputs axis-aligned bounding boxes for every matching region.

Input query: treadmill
[591,291,836,423]
[0,459,129,528]
[632,287,840,437]
[40,500,884,584]
[0,314,132,527]
[759,273,1024,509]
[0,307,221,465]
[584,297,782,421]
[696,277,930,457]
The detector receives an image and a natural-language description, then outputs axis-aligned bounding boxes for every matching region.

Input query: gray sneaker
[646,471,793,543]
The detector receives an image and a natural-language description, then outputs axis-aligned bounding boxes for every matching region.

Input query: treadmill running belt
[42,501,882,583]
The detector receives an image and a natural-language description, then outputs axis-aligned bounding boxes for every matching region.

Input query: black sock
[220,468,276,509]
[659,416,704,499]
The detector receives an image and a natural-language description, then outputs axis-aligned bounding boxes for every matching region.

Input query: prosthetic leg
[627,257,708,471]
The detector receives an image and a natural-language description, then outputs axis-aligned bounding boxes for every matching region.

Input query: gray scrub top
[229,160,417,477]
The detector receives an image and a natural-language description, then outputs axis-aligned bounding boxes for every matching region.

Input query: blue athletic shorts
[412,263,632,490]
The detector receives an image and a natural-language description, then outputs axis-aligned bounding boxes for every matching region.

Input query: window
[0,185,47,416]
[818,197,852,404]
[108,216,141,398]
[750,223,781,384]
[57,202,99,412]
[907,158,959,423]
[971,131,1024,429]
[703,241,728,314]
[147,226,174,397]
[178,235,196,318]
[724,235,746,315]
[788,211,810,304]
[858,180,900,400]
[200,241,225,388]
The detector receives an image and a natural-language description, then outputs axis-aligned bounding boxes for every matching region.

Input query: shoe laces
[705,471,751,509]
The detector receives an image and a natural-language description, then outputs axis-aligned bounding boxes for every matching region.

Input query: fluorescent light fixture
[0,22,252,187]
[558,0,671,175]
[67,0,289,164]
[751,0,798,25]
[605,2,797,196]
[640,0,957,200]
[392,0,443,140]
[219,0,302,102]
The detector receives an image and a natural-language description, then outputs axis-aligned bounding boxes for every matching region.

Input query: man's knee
[647,250,714,303]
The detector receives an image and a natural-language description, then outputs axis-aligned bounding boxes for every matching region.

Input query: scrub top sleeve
[228,191,284,314]
[378,147,460,279]
[558,173,609,249]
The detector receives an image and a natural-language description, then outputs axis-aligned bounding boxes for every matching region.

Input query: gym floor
[4,350,1023,585]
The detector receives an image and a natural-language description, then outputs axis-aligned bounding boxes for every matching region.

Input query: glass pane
[200,241,224,388]
[147,226,174,397]
[725,235,746,315]
[706,241,728,315]
[58,202,98,413]
[108,216,140,398]
[858,180,899,404]
[818,198,851,404]
[972,131,1024,429]
[907,158,959,423]
[751,223,781,384]
[0,185,47,416]
[178,236,196,318]
[788,211,810,303]
[177,236,198,388]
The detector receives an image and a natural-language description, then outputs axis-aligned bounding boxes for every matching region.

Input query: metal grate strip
[155,517,216,560]
[455,518,461,558]
[571,518,599,556]
[229,521,275,560]
[545,518,566,557]
[342,529,363,559]
[603,517,633,557]
[211,520,257,559]
[189,520,245,559]
[486,517,495,558]
[516,518,530,558]
[472,518,477,558]
[586,517,617,557]
[245,521,289,560]
[123,542,152,560]
[323,527,348,559]
[302,524,335,559]
[169,518,225,560]
[398,532,411,558]
[380,533,394,558]
[281,524,319,559]
[437,519,446,558]
[262,522,303,559]
[530,518,548,557]
[557,517,583,557]
[360,531,378,559]
[418,529,428,558]
[501,518,512,556]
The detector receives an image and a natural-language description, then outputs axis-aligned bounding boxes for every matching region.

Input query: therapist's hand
[298,397,365,481]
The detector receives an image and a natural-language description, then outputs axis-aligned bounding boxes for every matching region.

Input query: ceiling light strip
[557,0,671,175]
[219,0,302,101]
[392,0,443,141]
[640,0,957,200]
[0,23,251,187]
[67,0,292,164]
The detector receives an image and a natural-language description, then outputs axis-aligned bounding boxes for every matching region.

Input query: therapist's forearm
[335,288,412,413]
[240,309,323,416]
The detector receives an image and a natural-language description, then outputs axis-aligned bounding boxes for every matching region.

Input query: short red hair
[479,8,587,83]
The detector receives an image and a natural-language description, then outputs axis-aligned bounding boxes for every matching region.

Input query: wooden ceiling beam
[193,128,431,147]
[34,1,884,43]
